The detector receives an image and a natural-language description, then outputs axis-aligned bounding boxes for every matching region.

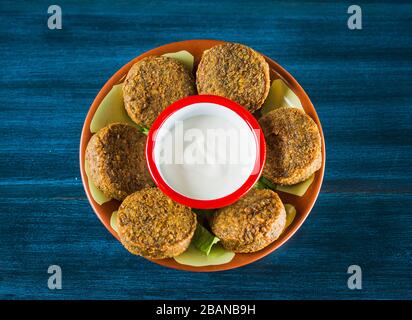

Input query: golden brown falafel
[196,43,270,112]
[211,189,286,253]
[85,123,154,200]
[123,56,196,128]
[259,107,322,185]
[117,188,197,259]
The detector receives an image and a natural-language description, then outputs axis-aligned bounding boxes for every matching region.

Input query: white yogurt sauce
[154,103,257,200]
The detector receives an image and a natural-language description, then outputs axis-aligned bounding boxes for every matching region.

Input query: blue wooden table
[0,0,411,300]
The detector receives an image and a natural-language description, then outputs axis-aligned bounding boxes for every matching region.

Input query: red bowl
[145,94,266,209]
[79,39,326,272]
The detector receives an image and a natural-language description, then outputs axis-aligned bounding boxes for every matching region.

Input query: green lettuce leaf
[276,174,315,197]
[192,224,220,255]
[110,211,118,233]
[174,244,235,267]
[90,84,137,133]
[162,50,194,71]
[259,175,314,197]
[259,176,278,190]
[84,159,111,205]
[261,79,304,115]
[284,204,296,229]
[141,127,149,136]
[254,180,268,190]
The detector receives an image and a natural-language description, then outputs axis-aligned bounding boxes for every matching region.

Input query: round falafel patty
[117,188,197,259]
[123,56,196,128]
[85,123,153,201]
[259,107,322,185]
[196,43,270,112]
[211,189,286,253]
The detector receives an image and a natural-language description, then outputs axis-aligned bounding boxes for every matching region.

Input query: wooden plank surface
[0,0,411,299]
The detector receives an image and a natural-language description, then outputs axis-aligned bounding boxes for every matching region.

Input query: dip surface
[155,109,256,200]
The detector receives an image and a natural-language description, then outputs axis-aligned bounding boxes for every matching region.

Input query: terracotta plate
[79,39,326,272]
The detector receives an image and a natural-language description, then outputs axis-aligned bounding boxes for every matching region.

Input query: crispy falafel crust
[260,107,322,185]
[85,123,154,201]
[117,188,197,259]
[123,56,196,128]
[196,43,270,112]
[211,189,286,253]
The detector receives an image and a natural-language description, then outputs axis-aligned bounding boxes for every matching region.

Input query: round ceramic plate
[79,39,326,272]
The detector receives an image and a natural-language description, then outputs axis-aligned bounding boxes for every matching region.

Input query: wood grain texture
[0,0,411,299]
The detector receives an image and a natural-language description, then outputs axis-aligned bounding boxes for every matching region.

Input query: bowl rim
[79,39,326,272]
[145,94,266,209]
